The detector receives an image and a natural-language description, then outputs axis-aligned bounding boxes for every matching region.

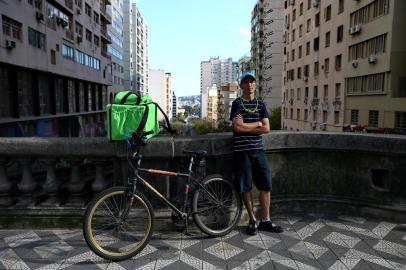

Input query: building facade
[123,1,148,93]
[218,83,238,124]
[107,0,124,101]
[282,0,347,132]
[149,69,172,121]
[0,0,112,136]
[344,0,406,132]
[251,0,284,110]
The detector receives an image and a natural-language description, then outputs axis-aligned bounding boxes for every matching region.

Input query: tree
[269,107,281,130]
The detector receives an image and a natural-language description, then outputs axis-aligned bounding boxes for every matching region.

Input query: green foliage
[269,107,281,130]
[192,120,215,135]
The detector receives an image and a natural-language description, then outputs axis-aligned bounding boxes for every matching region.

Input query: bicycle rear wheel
[192,175,242,237]
[83,186,154,261]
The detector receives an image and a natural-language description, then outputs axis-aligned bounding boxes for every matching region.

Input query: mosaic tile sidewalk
[0,214,405,269]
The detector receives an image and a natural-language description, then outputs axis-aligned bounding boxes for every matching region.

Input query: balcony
[101,49,111,59]
[100,26,112,44]
[99,5,111,23]
[0,133,405,228]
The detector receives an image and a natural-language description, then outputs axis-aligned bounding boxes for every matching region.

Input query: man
[230,71,283,235]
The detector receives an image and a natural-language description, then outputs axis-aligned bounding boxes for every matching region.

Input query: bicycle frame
[127,153,213,219]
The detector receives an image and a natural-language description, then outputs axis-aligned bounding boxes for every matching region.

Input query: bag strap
[136,104,149,133]
[153,102,176,134]
[120,92,141,105]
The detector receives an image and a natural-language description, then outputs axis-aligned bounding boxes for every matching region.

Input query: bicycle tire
[83,186,154,261]
[192,174,242,237]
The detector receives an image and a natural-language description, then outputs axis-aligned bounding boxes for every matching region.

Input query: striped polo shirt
[230,97,269,152]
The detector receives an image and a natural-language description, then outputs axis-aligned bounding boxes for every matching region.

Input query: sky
[133,0,257,97]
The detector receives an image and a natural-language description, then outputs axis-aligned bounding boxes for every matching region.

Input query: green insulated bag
[106,91,173,141]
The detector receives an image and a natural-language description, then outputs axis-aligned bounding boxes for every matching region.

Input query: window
[298,45,302,58]
[314,37,319,51]
[325,5,331,21]
[304,109,308,121]
[304,64,309,77]
[338,0,344,14]
[348,34,386,61]
[85,29,92,42]
[334,111,340,124]
[51,49,56,64]
[292,29,296,42]
[297,109,301,120]
[75,21,83,36]
[2,15,22,40]
[305,87,309,98]
[297,88,301,100]
[350,0,390,27]
[323,111,328,122]
[28,27,46,50]
[94,35,99,46]
[314,62,319,77]
[291,49,295,61]
[335,83,341,97]
[323,85,328,99]
[307,0,311,10]
[351,110,359,125]
[306,41,310,55]
[315,13,320,27]
[297,67,302,79]
[325,31,330,47]
[337,25,343,43]
[314,86,318,98]
[93,12,99,24]
[293,9,296,21]
[85,3,91,17]
[324,58,330,73]
[306,19,311,32]
[368,110,379,127]
[300,2,303,15]
[62,44,74,60]
[335,54,342,71]
[395,112,406,131]
[290,108,293,119]
[313,110,317,121]
[299,24,303,37]
[346,73,385,94]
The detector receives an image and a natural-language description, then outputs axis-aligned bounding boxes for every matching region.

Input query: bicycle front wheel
[83,187,154,261]
[192,175,242,237]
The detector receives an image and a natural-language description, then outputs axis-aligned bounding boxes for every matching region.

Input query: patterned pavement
[0,214,405,269]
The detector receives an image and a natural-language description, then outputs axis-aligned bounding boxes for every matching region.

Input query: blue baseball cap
[240,71,256,83]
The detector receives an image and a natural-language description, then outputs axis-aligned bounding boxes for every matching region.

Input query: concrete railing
[0,132,405,228]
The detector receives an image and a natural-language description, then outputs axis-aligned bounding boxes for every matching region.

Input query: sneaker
[246,220,258,235]
[258,220,283,233]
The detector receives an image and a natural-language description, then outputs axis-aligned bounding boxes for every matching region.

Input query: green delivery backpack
[106,91,174,141]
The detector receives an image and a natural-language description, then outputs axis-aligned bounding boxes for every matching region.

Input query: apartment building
[344,0,406,132]
[207,85,218,123]
[107,0,124,100]
[200,57,238,118]
[251,0,284,110]
[123,1,148,93]
[218,83,238,124]
[0,0,112,136]
[149,69,172,120]
[282,0,347,132]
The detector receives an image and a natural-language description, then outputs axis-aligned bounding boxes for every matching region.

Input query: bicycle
[83,131,243,261]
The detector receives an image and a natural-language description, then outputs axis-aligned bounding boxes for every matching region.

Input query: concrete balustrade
[0,132,405,228]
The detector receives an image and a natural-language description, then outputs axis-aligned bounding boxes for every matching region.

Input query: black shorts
[232,150,272,193]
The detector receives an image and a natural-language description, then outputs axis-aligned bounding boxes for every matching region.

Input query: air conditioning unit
[350,24,362,35]
[5,39,16,49]
[77,35,82,43]
[311,121,317,128]
[352,60,358,68]
[313,0,320,8]
[35,11,44,21]
[304,98,308,104]
[320,123,327,131]
[368,55,377,63]
[76,8,81,14]
[303,76,308,82]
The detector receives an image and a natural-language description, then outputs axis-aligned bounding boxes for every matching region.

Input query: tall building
[0,0,112,137]
[107,0,125,101]
[218,83,238,124]
[149,69,172,120]
[251,0,284,110]
[282,0,346,132]
[123,2,148,93]
[200,57,238,118]
[172,92,177,118]
[344,0,406,132]
[282,0,406,133]
[207,85,218,123]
